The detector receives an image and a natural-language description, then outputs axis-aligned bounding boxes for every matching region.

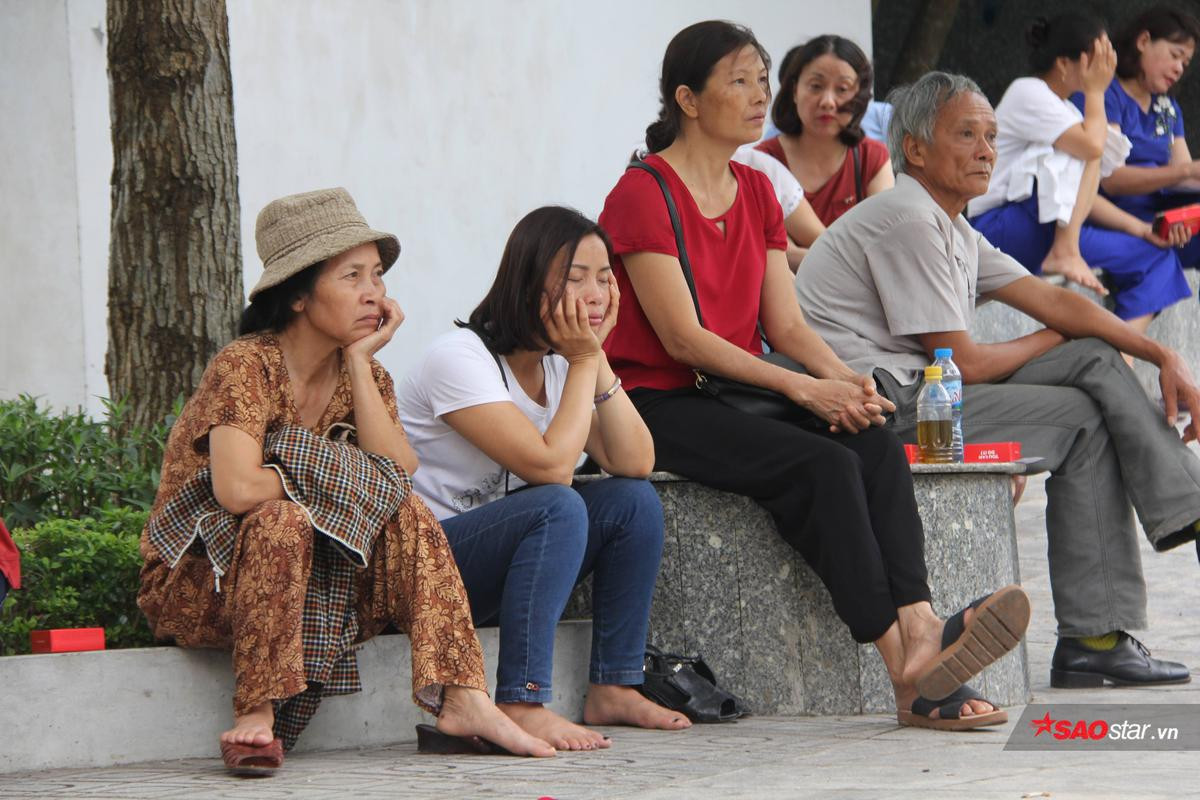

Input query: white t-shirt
[969,77,1131,223]
[397,327,576,520]
[733,144,805,217]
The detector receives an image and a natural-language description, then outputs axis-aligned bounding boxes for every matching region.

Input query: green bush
[0,507,156,655]
[0,395,174,528]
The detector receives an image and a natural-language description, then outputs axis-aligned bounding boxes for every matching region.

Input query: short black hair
[645,20,771,153]
[771,35,873,146]
[1026,12,1108,74]
[238,262,323,335]
[1115,4,1200,81]
[458,206,613,355]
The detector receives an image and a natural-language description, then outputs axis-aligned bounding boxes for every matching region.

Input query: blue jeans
[440,478,664,704]
[0,571,7,608]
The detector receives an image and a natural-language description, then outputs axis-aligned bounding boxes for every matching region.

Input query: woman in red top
[599,20,1028,731]
[756,35,893,227]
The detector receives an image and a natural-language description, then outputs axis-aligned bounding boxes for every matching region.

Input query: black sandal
[637,645,746,723]
[415,723,515,755]
[897,684,1008,731]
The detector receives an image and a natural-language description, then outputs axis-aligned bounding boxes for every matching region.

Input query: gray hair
[886,71,984,175]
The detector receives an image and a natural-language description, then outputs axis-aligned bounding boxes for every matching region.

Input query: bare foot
[895,608,994,718]
[220,702,275,746]
[437,686,556,758]
[499,702,610,751]
[1041,249,1107,295]
[583,684,692,730]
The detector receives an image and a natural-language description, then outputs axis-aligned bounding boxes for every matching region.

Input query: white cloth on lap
[968,77,1131,224]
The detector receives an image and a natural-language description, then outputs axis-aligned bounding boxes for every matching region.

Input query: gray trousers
[877,337,1200,637]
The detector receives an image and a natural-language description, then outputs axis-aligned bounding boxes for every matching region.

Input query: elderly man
[796,71,1197,688]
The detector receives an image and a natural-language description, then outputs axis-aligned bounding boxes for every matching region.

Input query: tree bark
[106,0,242,430]
[891,0,962,87]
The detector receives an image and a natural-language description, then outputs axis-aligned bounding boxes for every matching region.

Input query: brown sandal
[916,584,1030,701]
[220,737,284,776]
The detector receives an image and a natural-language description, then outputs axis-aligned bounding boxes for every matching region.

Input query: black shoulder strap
[852,143,864,204]
[468,326,511,495]
[627,158,706,329]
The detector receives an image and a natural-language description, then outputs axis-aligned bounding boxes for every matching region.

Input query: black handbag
[628,158,811,421]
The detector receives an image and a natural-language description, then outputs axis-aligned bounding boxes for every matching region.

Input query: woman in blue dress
[970,12,1191,341]
[1079,5,1200,269]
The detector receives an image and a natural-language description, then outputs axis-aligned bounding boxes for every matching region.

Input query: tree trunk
[106,0,242,430]
[891,0,962,87]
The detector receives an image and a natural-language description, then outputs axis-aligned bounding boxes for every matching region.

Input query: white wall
[1,0,871,415]
[1,1,86,411]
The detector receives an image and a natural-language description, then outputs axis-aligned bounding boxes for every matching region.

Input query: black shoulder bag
[627,158,812,421]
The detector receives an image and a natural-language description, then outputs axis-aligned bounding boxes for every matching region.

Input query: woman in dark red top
[756,35,893,227]
[599,20,1028,731]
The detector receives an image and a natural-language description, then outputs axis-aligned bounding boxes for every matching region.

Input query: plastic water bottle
[932,348,964,462]
[917,366,954,464]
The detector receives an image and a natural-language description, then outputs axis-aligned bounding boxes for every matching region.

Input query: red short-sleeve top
[755,135,890,226]
[598,154,787,391]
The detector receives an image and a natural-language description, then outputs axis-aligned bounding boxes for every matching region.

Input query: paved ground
[4,475,1199,799]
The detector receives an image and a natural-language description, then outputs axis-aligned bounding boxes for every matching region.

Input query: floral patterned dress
[138,334,487,749]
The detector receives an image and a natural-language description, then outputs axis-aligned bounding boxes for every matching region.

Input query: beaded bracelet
[594,377,622,405]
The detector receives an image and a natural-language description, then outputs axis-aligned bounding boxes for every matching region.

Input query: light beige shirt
[796,174,1028,384]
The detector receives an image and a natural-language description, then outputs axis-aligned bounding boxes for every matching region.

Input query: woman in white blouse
[969,11,1191,339]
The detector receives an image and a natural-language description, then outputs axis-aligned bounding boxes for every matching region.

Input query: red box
[965,442,1022,462]
[1154,204,1200,239]
[30,627,105,654]
[905,442,1021,463]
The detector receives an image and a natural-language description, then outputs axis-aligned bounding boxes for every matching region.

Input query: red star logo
[1030,712,1055,737]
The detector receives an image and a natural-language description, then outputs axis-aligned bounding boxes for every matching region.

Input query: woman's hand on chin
[593,280,621,345]
[544,292,601,364]
[344,297,405,363]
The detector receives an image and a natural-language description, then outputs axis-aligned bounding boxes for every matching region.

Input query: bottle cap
[924,366,943,381]
[934,348,953,359]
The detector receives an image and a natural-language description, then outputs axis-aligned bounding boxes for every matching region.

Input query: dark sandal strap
[910,684,994,721]
[940,593,991,650]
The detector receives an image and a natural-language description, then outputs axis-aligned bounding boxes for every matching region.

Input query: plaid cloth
[146,425,411,749]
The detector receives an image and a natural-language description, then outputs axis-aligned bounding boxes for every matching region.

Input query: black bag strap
[468,325,513,497]
[628,158,707,329]
[852,143,864,204]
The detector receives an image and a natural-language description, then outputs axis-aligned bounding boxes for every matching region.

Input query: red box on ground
[965,442,1021,462]
[1154,204,1200,238]
[30,627,106,653]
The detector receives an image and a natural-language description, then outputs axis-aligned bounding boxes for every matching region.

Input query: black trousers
[632,387,931,643]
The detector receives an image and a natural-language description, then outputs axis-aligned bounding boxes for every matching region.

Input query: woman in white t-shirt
[398,206,689,752]
[969,12,1190,338]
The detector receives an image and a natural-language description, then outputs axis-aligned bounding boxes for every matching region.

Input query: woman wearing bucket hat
[138,188,555,773]
[398,205,691,751]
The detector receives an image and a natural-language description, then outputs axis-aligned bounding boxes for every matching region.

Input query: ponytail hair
[645,20,771,153]
[1025,12,1107,75]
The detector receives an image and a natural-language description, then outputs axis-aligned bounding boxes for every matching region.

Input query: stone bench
[0,621,593,773]
[567,466,1030,716]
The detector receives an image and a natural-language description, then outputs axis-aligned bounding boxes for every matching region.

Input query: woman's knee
[523,484,590,545]
[240,499,311,552]
[594,477,665,546]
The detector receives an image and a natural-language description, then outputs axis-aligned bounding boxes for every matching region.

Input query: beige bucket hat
[249,187,400,300]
